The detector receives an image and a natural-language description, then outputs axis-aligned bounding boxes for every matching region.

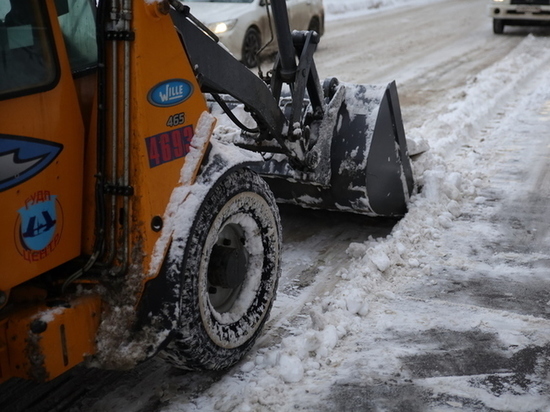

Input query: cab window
[0,0,58,99]
[56,0,97,75]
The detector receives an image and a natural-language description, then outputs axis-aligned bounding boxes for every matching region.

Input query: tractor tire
[241,27,261,68]
[493,19,504,34]
[162,168,282,370]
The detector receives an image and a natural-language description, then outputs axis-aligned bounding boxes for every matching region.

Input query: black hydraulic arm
[168,0,325,167]
[270,0,297,82]
[168,5,287,141]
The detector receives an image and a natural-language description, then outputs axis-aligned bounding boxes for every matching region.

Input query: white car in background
[488,0,550,34]
[183,0,325,67]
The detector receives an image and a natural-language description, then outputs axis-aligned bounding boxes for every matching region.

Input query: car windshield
[183,0,254,3]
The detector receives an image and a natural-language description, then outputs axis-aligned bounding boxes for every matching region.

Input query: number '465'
[166,113,185,127]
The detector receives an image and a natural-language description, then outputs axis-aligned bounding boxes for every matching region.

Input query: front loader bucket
[258,81,414,217]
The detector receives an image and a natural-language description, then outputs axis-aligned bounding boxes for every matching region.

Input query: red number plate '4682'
[146,125,194,168]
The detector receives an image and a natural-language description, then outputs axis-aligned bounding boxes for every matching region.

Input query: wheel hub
[208,242,247,289]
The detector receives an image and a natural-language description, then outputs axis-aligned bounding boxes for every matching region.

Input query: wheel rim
[207,223,249,313]
[242,29,260,68]
[198,192,277,349]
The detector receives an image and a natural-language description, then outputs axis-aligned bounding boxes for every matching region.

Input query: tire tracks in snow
[158,13,550,412]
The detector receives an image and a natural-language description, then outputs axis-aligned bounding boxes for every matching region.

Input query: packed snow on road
[78,1,550,411]
[157,2,550,412]
[10,1,547,411]
[76,2,550,412]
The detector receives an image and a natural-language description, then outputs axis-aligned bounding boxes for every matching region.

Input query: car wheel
[162,168,282,371]
[493,19,504,34]
[242,27,261,68]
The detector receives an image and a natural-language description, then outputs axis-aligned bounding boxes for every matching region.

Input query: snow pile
[411,34,550,161]
[158,29,550,412]
[87,2,550,411]
[324,0,445,20]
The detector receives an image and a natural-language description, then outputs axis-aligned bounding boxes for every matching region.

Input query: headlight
[208,19,237,35]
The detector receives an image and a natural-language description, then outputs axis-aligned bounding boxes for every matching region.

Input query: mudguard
[127,138,264,363]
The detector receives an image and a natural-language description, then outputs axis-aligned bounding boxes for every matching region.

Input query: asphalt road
[2,1,550,411]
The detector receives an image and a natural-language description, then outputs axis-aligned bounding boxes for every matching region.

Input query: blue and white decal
[0,135,63,192]
[15,190,64,261]
[19,194,58,251]
[147,79,194,107]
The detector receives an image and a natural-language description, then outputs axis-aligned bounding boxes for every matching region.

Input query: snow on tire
[163,168,282,370]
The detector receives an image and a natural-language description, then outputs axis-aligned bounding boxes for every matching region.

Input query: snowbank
[159,30,550,412]
[324,0,446,21]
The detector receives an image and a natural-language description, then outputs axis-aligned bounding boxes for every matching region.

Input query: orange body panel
[0,294,101,382]
[0,0,212,382]
[95,1,209,277]
[1,2,209,289]
[0,2,85,291]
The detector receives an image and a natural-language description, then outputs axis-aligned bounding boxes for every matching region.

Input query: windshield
[0,0,58,99]
[56,0,97,74]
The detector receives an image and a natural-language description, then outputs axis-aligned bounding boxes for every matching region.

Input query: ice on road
[7,1,547,411]
[155,2,550,411]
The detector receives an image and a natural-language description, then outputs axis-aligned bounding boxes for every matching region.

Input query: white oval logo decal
[147,79,193,107]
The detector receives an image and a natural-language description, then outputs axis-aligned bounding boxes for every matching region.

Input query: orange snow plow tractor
[0,0,413,383]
